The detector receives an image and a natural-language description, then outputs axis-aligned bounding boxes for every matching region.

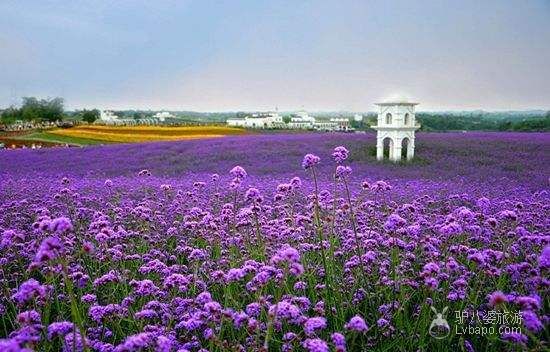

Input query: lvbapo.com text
[455,325,522,336]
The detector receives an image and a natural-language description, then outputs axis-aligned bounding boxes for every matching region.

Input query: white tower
[372,101,420,162]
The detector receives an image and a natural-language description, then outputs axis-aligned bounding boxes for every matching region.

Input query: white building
[288,110,316,129]
[226,110,353,132]
[227,112,285,129]
[371,101,421,162]
[313,118,351,131]
[329,118,351,131]
[98,110,161,126]
[100,110,118,122]
[152,111,174,122]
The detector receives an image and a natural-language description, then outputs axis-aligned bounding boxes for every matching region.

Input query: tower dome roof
[375,94,418,106]
[375,101,419,106]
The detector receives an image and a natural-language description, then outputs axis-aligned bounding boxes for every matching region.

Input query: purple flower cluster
[302,153,320,169]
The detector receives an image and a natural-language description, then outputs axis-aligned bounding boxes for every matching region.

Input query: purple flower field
[0,132,549,351]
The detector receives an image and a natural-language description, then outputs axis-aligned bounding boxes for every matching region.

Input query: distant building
[152,111,175,122]
[227,112,285,129]
[371,100,421,161]
[98,110,162,126]
[226,110,353,132]
[329,118,351,131]
[313,118,351,131]
[100,110,118,122]
[288,110,316,129]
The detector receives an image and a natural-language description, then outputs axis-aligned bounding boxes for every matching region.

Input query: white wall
[377,104,416,127]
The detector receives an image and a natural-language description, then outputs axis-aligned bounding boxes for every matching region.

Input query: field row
[2,125,248,146]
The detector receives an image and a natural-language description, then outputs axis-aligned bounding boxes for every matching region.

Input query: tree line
[1,97,64,124]
[0,97,101,125]
[416,112,550,132]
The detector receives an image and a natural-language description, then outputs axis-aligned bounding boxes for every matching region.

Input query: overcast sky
[1,0,549,111]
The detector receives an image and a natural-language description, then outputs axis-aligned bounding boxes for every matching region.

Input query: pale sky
[1,0,549,111]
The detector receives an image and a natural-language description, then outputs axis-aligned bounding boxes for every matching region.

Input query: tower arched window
[404,113,410,126]
[385,113,392,125]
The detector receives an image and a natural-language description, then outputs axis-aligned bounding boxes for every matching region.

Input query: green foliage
[1,97,65,124]
[283,115,291,124]
[21,97,64,122]
[0,106,21,125]
[498,115,550,131]
[15,131,112,145]
[79,109,100,124]
[113,111,126,118]
[416,111,550,132]
[350,118,366,130]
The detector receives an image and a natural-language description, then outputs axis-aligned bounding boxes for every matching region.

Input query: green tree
[21,97,41,121]
[283,115,291,124]
[81,109,100,124]
[20,97,64,122]
[498,121,512,131]
[113,111,125,118]
[41,97,64,122]
[1,106,22,125]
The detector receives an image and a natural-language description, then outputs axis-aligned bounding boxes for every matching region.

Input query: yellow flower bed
[48,125,245,143]
[75,125,245,135]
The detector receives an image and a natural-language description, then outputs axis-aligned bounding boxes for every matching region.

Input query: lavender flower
[230,166,247,179]
[11,279,47,305]
[63,331,87,352]
[47,321,74,339]
[538,245,550,269]
[34,236,63,263]
[80,294,97,304]
[302,338,329,352]
[302,154,320,169]
[500,331,528,345]
[487,291,507,307]
[114,332,153,352]
[332,146,349,163]
[16,310,41,326]
[331,332,346,352]
[49,217,73,233]
[345,315,368,332]
[335,165,352,179]
[269,301,302,322]
[521,310,543,332]
[304,316,327,336]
